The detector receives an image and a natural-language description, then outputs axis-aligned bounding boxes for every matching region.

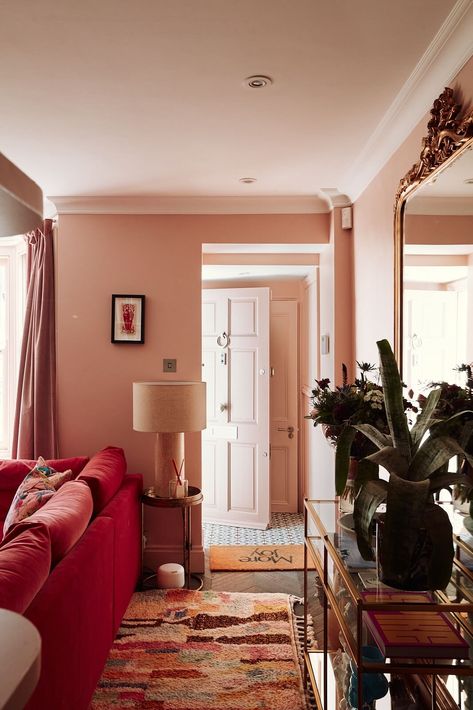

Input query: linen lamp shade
[133,382,206,433]
[133,381,207,497]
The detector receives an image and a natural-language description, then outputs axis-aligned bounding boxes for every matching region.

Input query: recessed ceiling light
[244,75,273,89]
[464,178,473,184]
[239,177,257,184]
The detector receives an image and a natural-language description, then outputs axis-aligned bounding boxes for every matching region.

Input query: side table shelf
[303,499,473,710]
[142,486,204,590]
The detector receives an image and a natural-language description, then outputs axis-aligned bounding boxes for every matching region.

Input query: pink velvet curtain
[12,219,57,459]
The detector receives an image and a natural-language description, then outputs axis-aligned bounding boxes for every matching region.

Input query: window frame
[0,236,27,456]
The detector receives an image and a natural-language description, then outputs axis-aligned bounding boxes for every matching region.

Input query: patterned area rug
[209,544,312,571]
[91,589,310,709]
[203,512,304,547]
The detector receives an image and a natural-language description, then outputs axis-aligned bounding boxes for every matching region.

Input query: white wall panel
[230,349,256,422]
[230,298,257,335]
[229,443,256,511]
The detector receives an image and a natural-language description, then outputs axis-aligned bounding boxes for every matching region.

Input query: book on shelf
[362,590,470,660]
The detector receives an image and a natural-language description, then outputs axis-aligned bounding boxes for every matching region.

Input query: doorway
[201,246,317,536]
[201,286,271,529]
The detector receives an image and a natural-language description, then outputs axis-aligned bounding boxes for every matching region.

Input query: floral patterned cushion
[2,457,73,537]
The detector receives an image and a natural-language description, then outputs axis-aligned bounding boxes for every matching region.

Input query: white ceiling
[1,0,471,213]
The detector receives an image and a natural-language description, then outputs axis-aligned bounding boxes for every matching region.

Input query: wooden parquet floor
[202,548,324,640]
[202,546,304,594]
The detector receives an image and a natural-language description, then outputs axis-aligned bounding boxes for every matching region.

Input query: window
[0,236,27,455]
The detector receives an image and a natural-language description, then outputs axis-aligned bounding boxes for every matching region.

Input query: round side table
[142,486,203,590]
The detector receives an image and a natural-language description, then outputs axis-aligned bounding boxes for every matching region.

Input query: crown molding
[49,195,329,215]
[342,0,473,202]
[319,189,352,208]
[407,195,473,214]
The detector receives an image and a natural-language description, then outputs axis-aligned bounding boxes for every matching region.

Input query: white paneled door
[403,289,462,387]
[202,287,270,529]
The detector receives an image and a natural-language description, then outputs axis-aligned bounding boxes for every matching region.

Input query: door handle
[220,403,228,412]
[277,425,295,439]
[217,332,229,348]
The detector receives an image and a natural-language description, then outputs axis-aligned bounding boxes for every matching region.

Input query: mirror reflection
[403,146,473,391]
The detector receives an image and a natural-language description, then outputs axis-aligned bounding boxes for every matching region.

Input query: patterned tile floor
[203,512,304,547]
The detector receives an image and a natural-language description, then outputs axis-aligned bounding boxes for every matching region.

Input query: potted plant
[353,340,473,590]
[306,363,390,504]
[418,365,473,528]
[306,362,417,506]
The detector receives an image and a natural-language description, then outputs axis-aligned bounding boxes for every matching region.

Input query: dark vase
[376,516,433,591]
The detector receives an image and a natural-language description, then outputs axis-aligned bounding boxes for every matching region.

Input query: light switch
[163,358,177,372]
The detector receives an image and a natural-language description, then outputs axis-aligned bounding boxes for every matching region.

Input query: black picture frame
[111,294,145,344]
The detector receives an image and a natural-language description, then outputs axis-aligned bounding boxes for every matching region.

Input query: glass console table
[303,499,473,709]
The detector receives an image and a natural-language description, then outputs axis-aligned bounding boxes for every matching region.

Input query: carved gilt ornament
[396,87,473,204]
[394,87,473,366]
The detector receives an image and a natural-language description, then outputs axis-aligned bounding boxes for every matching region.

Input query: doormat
[90,589,312,709]
[209,544,314,571]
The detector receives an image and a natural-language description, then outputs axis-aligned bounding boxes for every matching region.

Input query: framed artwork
[111,294,145,344]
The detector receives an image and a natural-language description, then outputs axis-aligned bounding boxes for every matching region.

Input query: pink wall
[405,214,473,244]
[333,208,354,384]
[56,212,329,568]
[56,213,328,470]
[202,279,303,299]
[353,54,473,364]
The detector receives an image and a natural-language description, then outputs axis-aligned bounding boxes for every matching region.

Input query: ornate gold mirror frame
[394,86,473,369]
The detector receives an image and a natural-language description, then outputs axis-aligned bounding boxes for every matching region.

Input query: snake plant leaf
[353,423,392,450]
[365,446,409,478]
[334,425,356,496]
[354,457,378,496]
[410,388,441,451]
[381,473,430,588]
[422,504,454,589]
[377,339,411,460]
[353,478,388,561]
[410,435,473,482]
[429,411,473,440]
[459,418,473,450]
[429,470,466,494]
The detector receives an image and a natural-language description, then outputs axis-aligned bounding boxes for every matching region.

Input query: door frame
[201,271,315,521]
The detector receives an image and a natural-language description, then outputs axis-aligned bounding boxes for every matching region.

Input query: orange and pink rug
[91,589,309,709]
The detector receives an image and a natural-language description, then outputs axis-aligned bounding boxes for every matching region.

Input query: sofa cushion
[0,521,51,613]
[0,456,89,524]
[27,480,94,565]
[3,457,74,537]
[77,446,127,515]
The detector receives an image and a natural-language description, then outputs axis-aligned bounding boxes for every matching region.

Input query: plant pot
[376,515,433,591]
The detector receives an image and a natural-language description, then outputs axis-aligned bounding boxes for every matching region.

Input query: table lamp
[133,381,207,497]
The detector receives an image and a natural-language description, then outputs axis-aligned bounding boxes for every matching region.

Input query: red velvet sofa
[0,446,143,710]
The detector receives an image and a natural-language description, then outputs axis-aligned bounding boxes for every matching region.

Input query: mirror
[394,87,473,391]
